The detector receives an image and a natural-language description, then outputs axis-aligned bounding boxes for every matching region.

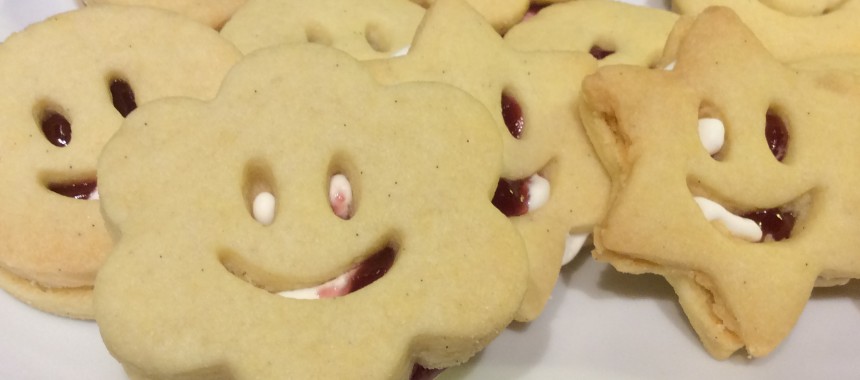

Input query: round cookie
[220,0,425,59]
[94,44,529,379]
[505,0,679,67]
[0,6,241,319]
[672,0,860,61]
[81,0,247,29]
[364,0,608,322]
[580,7,860,358]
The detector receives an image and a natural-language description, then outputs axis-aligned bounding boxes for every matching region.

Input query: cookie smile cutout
[47,178,99,200]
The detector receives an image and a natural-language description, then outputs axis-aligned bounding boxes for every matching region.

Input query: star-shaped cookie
[580,7,860,358]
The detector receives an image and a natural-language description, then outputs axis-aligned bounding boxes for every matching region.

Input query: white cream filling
[391,45,410,57]
[89,188,100,200]
[562,233,589,266]
[698,117,725,155]
[694,197,762,242]
[526,174,550,212]
[663,61,676,71]
[252,192,276,226]
[276,272,351,300]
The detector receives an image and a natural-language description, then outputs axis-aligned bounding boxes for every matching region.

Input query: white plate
[1,1,858,379]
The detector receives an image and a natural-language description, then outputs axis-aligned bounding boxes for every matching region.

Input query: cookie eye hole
[501,92,524,139]
[329,174,354,220]
[109,77,137,117]
[40,110,72,147]
[588,44,615,60]
[243,160,277,226]
[305,23,333,46]
[765,109,789,161]
[365,23,391,53]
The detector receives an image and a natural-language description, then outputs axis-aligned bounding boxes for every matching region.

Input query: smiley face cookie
[580,7,860,358]
[411,0,529,33]
[505,0,678,67]
[364,0,608,322]
[82,0,247,29]
[672,0,860,61]
[94,43,529,379]
[220,0,424,59]
[0,6,240,319]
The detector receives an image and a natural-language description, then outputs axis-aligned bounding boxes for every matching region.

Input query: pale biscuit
[94,44,529,379]
[672,0,860,61]
[505,0,678,67]
[0,6,240,319]
[580,7,860,358]
[410,0,529,33]
[82,0,247,29]
[757,0,843,16]
[220,0,424,59]
[365,0,608,322]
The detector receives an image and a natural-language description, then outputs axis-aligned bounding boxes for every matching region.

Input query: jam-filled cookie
[505,0,678,67]
[81,0,247,29]
[672,0,860,61]
[94,44,529,379]
[0,6,240,319]
[220,0,424,59]
[580,7,860,358]
[364,0,608,322]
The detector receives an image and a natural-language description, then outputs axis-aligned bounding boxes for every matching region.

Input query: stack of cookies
[1,0,858,378]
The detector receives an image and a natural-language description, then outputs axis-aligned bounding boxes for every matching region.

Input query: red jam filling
[521,3,549,21]
[410,364,444,380]
[589,45,616,60]
[501,93,524,139]
[347,246,396,294]
[41,111,72,147]
[741,208,796,242]
[492,178,529,217]
[765,111,788,161]
[47,180,97,200]
[110,78,138,117]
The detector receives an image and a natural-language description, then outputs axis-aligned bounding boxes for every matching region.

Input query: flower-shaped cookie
[580,7,860,358]
[672,0,860,61]
[94,44,529,379]
[0,6,240,319]
[365,0,608,321]
[82,0,247,29]
[505,0,678,67]
[220,0,424,59]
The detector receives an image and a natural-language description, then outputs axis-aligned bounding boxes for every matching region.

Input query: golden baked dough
[580,7,860,358]
[672,0,860,61]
